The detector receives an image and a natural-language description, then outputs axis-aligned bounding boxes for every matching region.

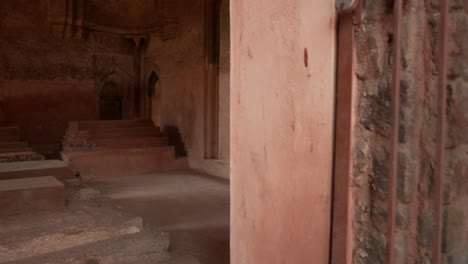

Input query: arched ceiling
[85,0,160,31]
[48,0,179,38]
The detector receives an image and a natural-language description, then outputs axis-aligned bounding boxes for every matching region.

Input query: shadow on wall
[0,101,5,126]
[164,126,187,158]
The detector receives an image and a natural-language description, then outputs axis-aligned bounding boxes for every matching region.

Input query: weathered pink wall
[0,80,97,146]
[230,1,336,263]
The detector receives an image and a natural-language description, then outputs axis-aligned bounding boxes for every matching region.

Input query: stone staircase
[0,160,76,182]
[0,127,45,163]
[1,187,199,264]
[0,126,79,218]
[62,119,188,178]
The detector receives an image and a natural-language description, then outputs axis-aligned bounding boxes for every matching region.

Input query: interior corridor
[89,171,230,264]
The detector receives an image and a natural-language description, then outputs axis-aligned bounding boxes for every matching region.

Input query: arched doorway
[99,81,123,120]
[148,72,161,127]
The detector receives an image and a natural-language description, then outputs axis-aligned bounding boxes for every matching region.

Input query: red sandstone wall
[86,0,158,28]
[142,0,230,178]
[0,80,97,148]
[231,1,336,263]
[0,0,137,154]
[1,0,228,169]
[0,1,134,80]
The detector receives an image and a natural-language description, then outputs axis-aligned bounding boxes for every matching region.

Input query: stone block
[0,160,75,182]
[442,205,466,254]
[370,144,389,199]
[397,150,418,204]
[93,136,169,149]
[354,227,386,264]
[448,79,468,147]
[71,119,154,130]
[396,204,412,230]
[65,147,187,178]
[359,79,392,138]
[431,0,468,11]
[0,176,64,216]
[448,250,468,264]
[418,207,434,249]
[370,203,387,229]
[395,232,411,264]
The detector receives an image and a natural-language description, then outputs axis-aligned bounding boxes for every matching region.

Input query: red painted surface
[230,1,336,263]
[332,12,356,264]
[0,80,97,146]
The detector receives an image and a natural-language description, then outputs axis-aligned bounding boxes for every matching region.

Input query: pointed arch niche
[96,69,134,120]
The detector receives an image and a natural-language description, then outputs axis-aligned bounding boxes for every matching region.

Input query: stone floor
[1,186,194,264]
[89,170,230,264]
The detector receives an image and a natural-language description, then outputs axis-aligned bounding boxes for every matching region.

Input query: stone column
[230,1,337,263]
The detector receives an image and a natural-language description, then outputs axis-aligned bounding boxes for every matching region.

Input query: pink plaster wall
[230,1,336,263]
[0,80,97,146]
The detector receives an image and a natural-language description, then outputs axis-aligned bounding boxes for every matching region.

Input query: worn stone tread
[0,160,68,173]
[0,193,147,263]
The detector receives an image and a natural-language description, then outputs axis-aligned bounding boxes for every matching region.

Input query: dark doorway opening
[99,82,123,120]
[99,97,122,120]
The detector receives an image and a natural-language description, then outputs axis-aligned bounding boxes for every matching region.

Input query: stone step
[8,231,173,264]
[0,151,46,163]
[70,119,154,130]
[64,147,188,178]
[63,146,175,158]
[80,126,161,135]
[0,141,29,149]
[0,127,20,142]
[0,148,33,153]
[30,143,62,158]
[93,136,169,149]
[87,130,165,141]
[0,176,64,217]
[0,160,75,182]
[0,194,147,263]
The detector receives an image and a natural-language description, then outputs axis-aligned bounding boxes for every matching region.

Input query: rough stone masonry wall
[352,0,468,263]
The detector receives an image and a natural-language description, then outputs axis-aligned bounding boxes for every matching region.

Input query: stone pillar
[230,1,336,263]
